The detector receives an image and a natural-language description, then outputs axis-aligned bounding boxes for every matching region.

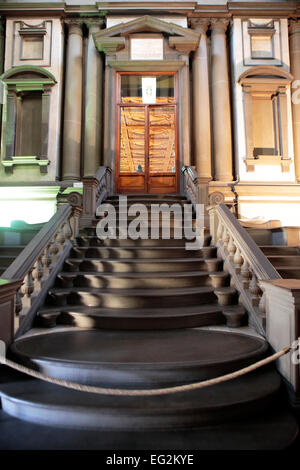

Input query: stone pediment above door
[93,15,200,55]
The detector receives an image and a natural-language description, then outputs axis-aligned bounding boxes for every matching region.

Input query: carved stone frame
[0,65,57,174]
[238,66,294,172]
[93,15,200,192]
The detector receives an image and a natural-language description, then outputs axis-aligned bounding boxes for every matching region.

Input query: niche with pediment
[239,66,293,172]
[0,66,56,173]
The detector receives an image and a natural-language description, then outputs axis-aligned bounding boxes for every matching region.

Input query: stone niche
[242,18,282,66]
[238,66,293,172]
[12,20,52,67]
[0,66,57,174]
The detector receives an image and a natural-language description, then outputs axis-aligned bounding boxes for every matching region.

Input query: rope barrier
[0,345,291,396]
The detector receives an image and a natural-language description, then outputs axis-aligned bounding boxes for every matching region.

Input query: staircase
[0,195,297,450]
[0,245,26,277]
[260,245,300,279]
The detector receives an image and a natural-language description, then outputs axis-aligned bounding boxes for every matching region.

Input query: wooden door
[116,73,178,194]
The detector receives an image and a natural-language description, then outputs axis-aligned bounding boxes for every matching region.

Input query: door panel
[148,175,177,194]
[119,107,146,174]
[118,174,146,192]
[149,106,176,174]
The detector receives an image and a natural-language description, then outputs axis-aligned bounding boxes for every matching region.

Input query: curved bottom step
[36,304,226,330]
[0,366,281,431]
[0,407,297,450]
[9,329,268,387]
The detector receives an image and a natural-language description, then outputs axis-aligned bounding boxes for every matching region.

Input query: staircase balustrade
[182,166,199,210]
[208,203,281,335]
[1,203,81,340]
[81,166,112,227]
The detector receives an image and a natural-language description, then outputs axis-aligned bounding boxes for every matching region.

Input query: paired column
[191,19,212,180]
[62,20,83,181]
[210,18,233,182]
[290,20,300,182]
[180,53,191,166]
[84,21,103,177]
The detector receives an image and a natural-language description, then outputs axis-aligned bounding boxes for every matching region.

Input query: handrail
[3,204,72,280]
[181,165,210,209]
[208,203,281,334]
[216,204,280,280]
[2,202,82,338]
[182,165,199,208]
[81,166,112,227]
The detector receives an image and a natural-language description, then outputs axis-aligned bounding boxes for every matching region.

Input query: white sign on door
[142,77,157,104]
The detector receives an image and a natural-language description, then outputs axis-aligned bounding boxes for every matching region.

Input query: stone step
[0,245,25,256]
[102,202,191,211]
[0,365,282,432]
[76,235,198,247]
[0,255,16,267]
[266,255,300,267]
[46,285,219,309]
[260,245,300,256]
[0,404,297,449]
[63,257,223,273]
[81,226,211,241]
[54,270,228,290]
[69,246,216,260]
[276,267,300,279]
[9,329,269,388]
[36,303,226,329]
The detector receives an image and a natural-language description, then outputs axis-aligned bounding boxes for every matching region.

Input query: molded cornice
[0,2,298,18]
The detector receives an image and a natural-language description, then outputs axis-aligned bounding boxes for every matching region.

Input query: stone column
[191,19,212,180]
[180,53,191,166]
[210,18,233,182]
[290,20,300,182]
[5,86,16,161]
[62,20,83,181]
[83,20,103,177]
[0,20,5,149]
[41,86,51,165]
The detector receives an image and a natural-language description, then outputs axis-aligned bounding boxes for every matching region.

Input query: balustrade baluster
[41,244,52,278]
[241,257,251,288]
[249,270,261,306]
[56,225,66,250]
[216,220,223,241]
[233,246,243,273]
[222,227,229,247]
[64,218,73,241]
[258,290,266,315]
[32,256,44,293]
[50,234,59,258]
[227,235,236,260]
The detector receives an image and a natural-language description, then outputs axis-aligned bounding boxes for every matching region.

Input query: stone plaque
[130,37,163,60]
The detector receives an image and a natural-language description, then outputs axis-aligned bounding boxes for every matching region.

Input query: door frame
[115,71,179,194]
